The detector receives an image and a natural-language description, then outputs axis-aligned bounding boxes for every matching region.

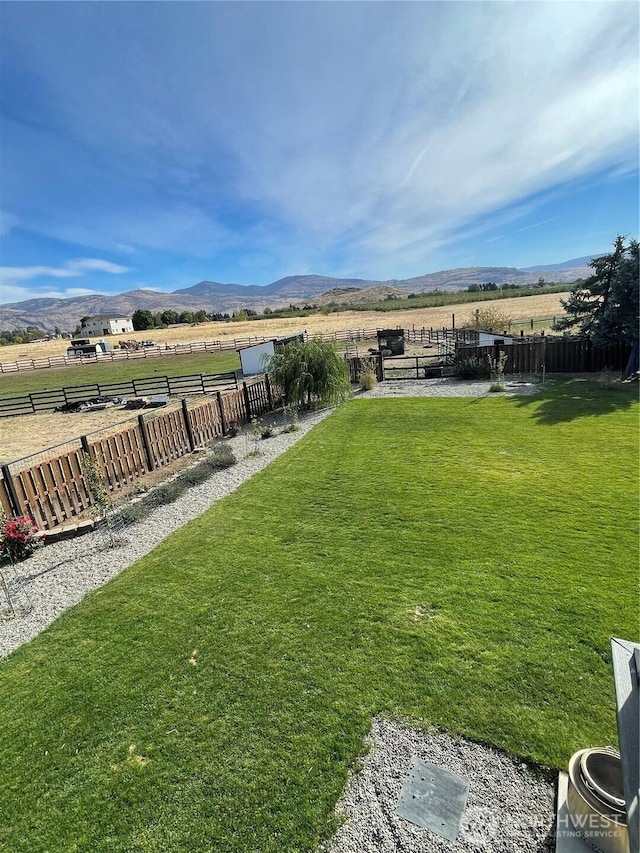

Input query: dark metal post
[80,435,91,456]
[242,381,252,420]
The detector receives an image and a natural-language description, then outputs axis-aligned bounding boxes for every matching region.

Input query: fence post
[181,398,195,452]
[265,374,273,410]
[242,381,252,419]
[80,435,91,456]
[1,465,21,517]
[137,414,155,471]
[216,390,228,436]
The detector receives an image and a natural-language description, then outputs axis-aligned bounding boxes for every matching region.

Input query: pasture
[0,383,637,852]
[0,350,240,400]
[0,291,567,363]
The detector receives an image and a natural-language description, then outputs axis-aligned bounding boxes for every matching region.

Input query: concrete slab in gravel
[396,756,469,841]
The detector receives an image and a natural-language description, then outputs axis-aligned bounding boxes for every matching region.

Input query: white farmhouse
[79,315,134,337]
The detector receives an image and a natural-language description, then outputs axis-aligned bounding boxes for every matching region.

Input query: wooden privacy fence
[0,370,238,417]
[456,338,632,374]
[0,377,276,531]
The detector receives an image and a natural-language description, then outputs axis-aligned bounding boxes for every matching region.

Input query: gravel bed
[321,718,556,853]
[360,376,540,398]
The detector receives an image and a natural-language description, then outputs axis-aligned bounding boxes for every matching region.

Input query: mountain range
[0,257,594,333]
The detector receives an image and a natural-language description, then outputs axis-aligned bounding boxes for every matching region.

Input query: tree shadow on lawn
[503,377,638,425]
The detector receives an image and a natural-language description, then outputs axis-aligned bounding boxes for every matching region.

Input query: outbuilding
[66,338,111,358]
[239,334,304,375]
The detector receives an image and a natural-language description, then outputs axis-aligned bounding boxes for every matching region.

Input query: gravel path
[1,378,554,853]
[320,719,555,853]
[360,376,540,398]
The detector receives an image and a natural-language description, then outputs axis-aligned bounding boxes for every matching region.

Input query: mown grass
[0,383,637,852]
[0,350,240,399]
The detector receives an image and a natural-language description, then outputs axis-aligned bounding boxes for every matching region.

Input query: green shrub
[144,481,184,508]
[208,443,237,469]
[117,502,149,526]
[260,425,275,439]
[178,464,213,487]
[454,356,490,380]
[281,423,300,434]
[489,382,506,393]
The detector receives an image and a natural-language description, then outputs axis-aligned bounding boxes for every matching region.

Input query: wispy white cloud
[0,285,101,304]
[0,2,637,280]
[0,258,130,285]
[67,258,129,274]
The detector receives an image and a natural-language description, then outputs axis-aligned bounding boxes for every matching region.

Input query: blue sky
[0,1,638,305]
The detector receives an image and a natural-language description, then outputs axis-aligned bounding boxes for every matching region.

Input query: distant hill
[520,255,596,273]
[0,257,594,332]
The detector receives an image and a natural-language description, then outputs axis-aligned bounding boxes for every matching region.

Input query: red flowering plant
[0,512,42,563]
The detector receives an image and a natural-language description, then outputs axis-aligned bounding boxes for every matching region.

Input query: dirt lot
[0,293,565,364]
[0,400,185,466]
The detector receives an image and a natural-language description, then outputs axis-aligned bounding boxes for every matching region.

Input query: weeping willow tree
[264,338,351,410]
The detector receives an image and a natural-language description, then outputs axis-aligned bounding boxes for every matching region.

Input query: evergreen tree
[554,236,639,345]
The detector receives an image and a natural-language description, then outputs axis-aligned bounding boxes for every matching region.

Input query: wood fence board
[455,339,631,374]
[0,477,13,517]
[56,455,84,516]
[188,399,223,446]
[144,409,190,467]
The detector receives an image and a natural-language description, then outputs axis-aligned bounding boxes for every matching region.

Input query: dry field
[0,399,185,466]
[0,293,566,364]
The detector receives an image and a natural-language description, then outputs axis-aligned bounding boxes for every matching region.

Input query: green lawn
[0,351,240,399]
[0,382,637,852]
